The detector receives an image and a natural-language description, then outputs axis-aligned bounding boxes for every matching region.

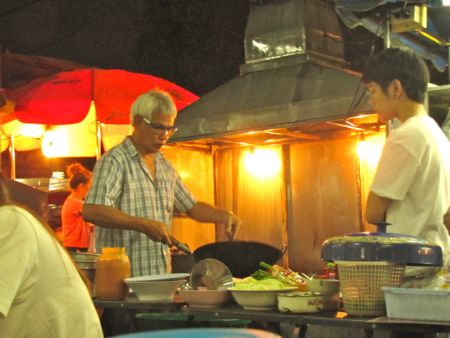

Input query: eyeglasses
[366,88,375,96]
[142,116,178,135]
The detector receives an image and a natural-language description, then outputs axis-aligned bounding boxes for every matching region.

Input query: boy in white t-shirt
[362,48,450,268]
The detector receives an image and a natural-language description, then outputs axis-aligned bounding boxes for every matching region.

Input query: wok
[193,241,286,278]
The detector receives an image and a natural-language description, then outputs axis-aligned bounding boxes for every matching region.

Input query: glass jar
[95,247,131,300]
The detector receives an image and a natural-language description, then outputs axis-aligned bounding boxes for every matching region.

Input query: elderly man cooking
[83,89,241,277]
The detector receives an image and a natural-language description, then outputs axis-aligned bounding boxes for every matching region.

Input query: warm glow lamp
[2,120,45,151]
[243,148,282,179]
[2,120,45,139]
[41,103,97,158]
[356,135,384,167]
[41,128,70,158]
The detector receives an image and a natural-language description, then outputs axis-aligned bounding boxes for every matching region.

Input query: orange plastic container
[95,247,131,300]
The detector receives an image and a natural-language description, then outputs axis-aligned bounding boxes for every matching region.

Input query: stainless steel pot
[70,252,99,285]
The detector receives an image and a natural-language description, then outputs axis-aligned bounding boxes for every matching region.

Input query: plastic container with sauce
[95,247,131,300]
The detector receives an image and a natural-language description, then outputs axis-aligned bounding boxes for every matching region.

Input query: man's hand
[82,204,173,245]
[185,202,242,240]
[222,211,241,241]
[138,219,172,246]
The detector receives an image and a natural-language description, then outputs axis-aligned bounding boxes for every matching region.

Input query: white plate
[125,273,190,283]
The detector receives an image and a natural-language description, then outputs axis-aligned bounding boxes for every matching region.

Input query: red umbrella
[8,69,198,125]
[1,53,86,88]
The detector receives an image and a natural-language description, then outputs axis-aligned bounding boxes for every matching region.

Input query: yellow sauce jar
[95,247,130,300]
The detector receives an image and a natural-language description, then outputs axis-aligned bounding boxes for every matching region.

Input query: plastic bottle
[95,247,131,300]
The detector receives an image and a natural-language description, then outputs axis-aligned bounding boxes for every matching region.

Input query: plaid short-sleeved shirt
[85,138,197,276]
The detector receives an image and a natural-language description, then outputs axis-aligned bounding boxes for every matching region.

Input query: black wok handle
[169,234,192,254]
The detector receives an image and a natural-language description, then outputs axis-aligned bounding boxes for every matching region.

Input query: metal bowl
[70,252,99,285]
[190,259,233,290]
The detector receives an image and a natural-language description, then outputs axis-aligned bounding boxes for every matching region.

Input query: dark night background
[0,0,251,95]
[1,0,447,94]
[0,0,404,94]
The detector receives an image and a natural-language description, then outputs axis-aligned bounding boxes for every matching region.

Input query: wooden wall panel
[358,133,385,232]
[287,137,361,274]
[162,147,215,250]
[214,147,287,252]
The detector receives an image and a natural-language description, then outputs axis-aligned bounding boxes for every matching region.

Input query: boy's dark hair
[362,48,429,103]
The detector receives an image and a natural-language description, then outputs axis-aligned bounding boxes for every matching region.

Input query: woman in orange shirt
[61,163,94,252]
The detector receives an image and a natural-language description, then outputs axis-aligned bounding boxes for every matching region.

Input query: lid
[190,258,234,290]
[101,247,126,254]
[321,222,443,266]
[70,252,99,263]
[75,261,97,269]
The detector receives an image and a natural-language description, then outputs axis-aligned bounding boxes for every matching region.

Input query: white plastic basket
[383,287,450,322]
[336,261,405,316]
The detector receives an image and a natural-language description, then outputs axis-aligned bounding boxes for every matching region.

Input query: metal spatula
[169,234,192,254]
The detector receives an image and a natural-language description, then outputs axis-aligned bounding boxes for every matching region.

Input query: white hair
[130,89,177,123]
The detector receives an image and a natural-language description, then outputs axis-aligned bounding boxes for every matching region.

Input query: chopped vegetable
[234,277,286,290]
[251,262,308,289]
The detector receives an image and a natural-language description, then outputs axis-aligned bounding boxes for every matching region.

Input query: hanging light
[243,147,282,179]
[41,128,70,158]
[357,134,384,167]
[2,120,45,139]
[2,120,45,151]
[41,103,97,158]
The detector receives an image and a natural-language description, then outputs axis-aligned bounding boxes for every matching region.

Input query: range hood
[171,0,376,145]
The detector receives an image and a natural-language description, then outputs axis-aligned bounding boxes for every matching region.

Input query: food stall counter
[93,295,184,310]
[181,305,450,338]
[91,296,450,337]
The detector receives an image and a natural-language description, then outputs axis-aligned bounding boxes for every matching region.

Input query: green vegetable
[234,277,286,290]
[250,261,306,287]
[326,262,336,269]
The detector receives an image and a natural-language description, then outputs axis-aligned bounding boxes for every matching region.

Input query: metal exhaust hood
[171,0,375,144]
